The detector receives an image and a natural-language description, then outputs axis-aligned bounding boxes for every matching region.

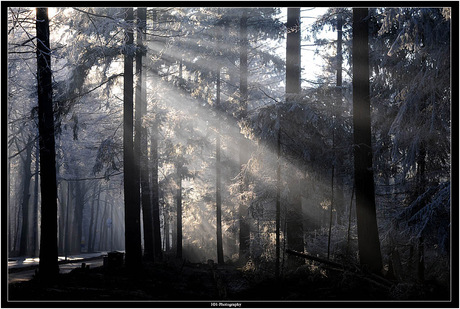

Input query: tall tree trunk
[172,208,177,252]
[58,182,65,255]
[176,164,183,259]
[238,10,250,262]
[215,11,224,265]
[286,8,301,94]
[32,136,40,257]
[86,186,95,253]
[352,8,383,274]
[164,204,170,251]
[275,115,281,278]
[110,199,114,251]
[64,181,71,259]
[136,7,154,261]
[91,185,101,252]
[328,13,343,259]
[151,125,162,260]
[14,206,21,254]
[87,183,100,253]
[149,8,162,261]
[335,12,345,225]
[36,7,59,279]
[123,7,143,270]
[216,67,224,265]
[327,163,334,260]
[7,108,12,254]
[346,185,355,256]
[73,179,85,253]
[99,193,109,251]
[285,7,303,266]
[19,137,33,257]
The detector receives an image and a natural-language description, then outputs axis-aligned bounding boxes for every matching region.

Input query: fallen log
[285,249,394,288]
[285,249,345,269]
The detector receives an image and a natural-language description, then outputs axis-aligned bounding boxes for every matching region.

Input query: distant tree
[36,7,59,279]
[32,137,40,256]
[176,160,183,259]
[18,136,33,257]
[352,8,383,274]
[87,183,100,253]
[150,121,162,260]
[123,7,143,270]
[72,178,85,253]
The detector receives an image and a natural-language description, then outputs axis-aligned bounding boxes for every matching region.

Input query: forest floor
[7,255,451,304]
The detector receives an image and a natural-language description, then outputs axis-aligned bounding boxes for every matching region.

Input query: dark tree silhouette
[136,7,155,261]
[352,8,383,274]
[285,7,304,266]
[123,7,143,270]
[36,7,59,279]
[216,64,224,265]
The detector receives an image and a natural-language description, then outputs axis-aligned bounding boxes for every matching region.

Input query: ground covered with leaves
[8,258,450,303]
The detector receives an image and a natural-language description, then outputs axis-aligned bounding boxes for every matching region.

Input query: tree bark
[335,12,345,225]
[64,181,71,259]
[149,7,162,260]
[215,12,224,265]
[150,124,162,260]
[91,185,101,251]
[216,67,224,265]
[32,136,40,257]
[327,164,334,260]
[36,7,59,279]
[176,164,183,259]
[275,115,281,278]
[123,7,143,270]
[164,204,170,251]
[19,137,33,257]
[58,182,65,255]
[73,179,85,252]
[99,192,109,251]
[87,183,100,252]
[285,7,304,267]
[136,7,155,261]
[352,8,383,274]
[328,12,343,259]
[286,8,301,95]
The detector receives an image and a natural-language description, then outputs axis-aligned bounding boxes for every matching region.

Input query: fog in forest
[6,6,454,304]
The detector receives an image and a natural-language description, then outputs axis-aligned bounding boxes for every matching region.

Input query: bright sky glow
[276,8,337,88]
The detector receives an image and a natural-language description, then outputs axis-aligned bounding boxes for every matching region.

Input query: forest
[5,5,456,306]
